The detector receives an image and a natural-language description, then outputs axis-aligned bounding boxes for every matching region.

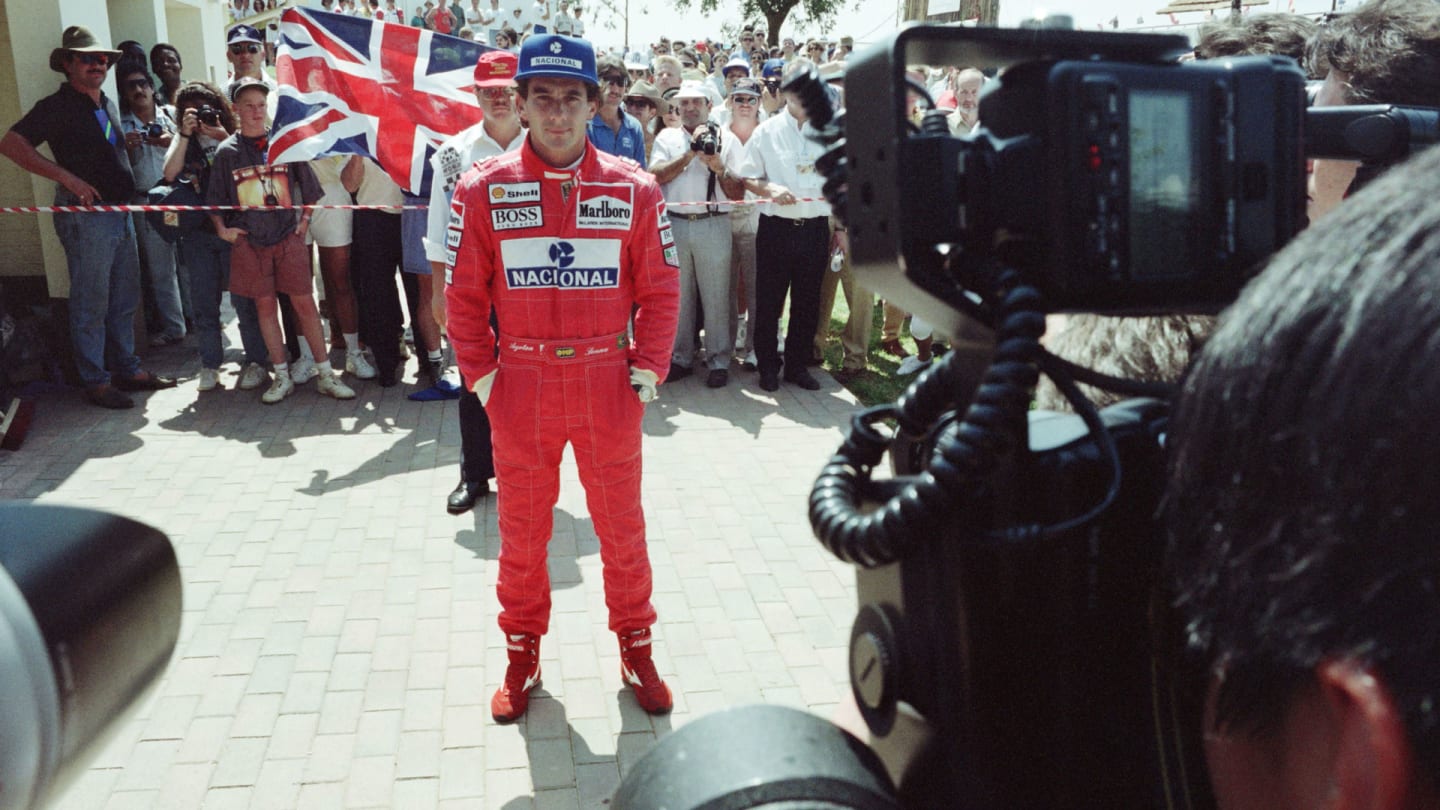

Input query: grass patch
[815,297,921,408]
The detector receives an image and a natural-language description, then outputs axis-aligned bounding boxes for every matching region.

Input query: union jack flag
[271,7,493,196]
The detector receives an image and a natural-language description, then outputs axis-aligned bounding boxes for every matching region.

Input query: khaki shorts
[229,232,314,299]
[305,184,353,247]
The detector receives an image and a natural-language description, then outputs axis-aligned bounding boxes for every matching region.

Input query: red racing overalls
[445,140,680,637]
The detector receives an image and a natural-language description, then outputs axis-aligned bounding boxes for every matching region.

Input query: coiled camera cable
[788,66,1128,568]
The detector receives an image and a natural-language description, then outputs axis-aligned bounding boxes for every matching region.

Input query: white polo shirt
[650,125,723,216]
[423,119,526,263]
[733,104,831,220]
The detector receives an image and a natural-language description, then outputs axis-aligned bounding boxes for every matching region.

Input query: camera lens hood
[0,505,181,809]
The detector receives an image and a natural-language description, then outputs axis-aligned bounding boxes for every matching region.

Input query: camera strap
[706,170,718,215]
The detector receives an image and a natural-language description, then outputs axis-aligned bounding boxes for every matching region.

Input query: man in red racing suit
[445,33,680,724]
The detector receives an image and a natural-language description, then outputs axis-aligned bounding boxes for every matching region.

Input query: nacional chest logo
[576,182,634,230]
[500,237,622,290]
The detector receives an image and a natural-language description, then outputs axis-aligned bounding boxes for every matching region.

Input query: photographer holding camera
[117,59,187,350]
[648,82,744,387]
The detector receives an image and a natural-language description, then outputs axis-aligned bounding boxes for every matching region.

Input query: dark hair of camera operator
[1308,0,1440,107]
[1165,141,1440,810]
[1194,12,1319,64]
[1305,0,1440,222]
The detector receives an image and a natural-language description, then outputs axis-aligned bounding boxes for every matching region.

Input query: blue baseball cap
[516,34,597,87]
[761,58,786,78]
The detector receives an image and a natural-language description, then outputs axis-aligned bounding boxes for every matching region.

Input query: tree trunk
[765,7,790,43]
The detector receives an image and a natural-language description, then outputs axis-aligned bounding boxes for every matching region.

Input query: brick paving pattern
[1,312,862,809]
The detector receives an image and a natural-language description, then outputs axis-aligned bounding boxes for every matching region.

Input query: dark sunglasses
[75,53,111,67]
[600,75,627,87]
[624,99,655,109]
[229,43,261,55]
[680,61,696,68]
[122,78,152,90]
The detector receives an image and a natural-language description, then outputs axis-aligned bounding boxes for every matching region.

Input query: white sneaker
[345,350,377,380]
[261,373,294,404]
[290,356,318,385]
[198,368,220,392]
[316,372,356,400]
[896,355,932,376]
[238,362,268,390]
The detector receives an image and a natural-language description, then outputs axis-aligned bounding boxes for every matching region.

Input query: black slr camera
[196,105,222,127]
[615,22,1440,810]
[689,121,721,155]
[142,122,166,140]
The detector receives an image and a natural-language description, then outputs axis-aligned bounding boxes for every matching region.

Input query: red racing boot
[491,633,541,723]
[619,628,673,714]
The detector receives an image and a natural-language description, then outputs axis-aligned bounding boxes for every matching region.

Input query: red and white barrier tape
[0,196,828,215]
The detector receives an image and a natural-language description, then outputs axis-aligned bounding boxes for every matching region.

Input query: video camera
[614,22,1440,809]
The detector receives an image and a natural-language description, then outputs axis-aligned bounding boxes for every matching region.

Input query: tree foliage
[677,0,856,41]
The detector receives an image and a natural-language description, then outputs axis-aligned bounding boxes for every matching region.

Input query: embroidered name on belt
[500,238,622,290]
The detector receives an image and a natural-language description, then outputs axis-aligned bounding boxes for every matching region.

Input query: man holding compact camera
[117,59,187,350]
[649,82,743,387]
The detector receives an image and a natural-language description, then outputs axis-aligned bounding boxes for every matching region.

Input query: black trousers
[458,375,495,483]
[755,214,829,376]
[351,210,405,371]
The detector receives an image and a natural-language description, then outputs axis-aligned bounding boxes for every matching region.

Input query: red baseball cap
[474,49,518,88]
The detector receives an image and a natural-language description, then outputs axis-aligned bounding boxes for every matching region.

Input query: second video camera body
[845,27,1309,337]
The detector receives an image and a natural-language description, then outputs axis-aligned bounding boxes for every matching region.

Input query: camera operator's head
[780,57,816,122]
[1195,12,1318,64]
[1166,141,1440,810]
[1304,0,1440,221]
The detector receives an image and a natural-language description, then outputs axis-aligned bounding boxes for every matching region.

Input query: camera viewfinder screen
[1128,89,1198,279]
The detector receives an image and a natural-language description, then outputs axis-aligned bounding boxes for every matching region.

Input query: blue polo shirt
[586,108,647,167]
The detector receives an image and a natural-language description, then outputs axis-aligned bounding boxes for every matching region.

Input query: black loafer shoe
[668,363,693,382]
[113,371,178,391]
[705,368,729,388]
[759,371,780,392]
[447,479,489,514]
[85,385,135,409]
[784,369,822,390]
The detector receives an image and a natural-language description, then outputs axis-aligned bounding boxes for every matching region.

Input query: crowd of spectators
[16,6,1394,415]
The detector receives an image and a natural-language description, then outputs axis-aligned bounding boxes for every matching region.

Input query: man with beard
[946,67,985,135]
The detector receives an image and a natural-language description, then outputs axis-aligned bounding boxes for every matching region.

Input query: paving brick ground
[0,311,864,809]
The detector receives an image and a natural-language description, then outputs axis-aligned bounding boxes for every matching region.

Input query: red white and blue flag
[271,7,493,195]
